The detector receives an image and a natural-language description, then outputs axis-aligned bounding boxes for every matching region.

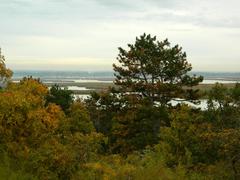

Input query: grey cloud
[1,0,240,72]
[91,0,240,28]
[141,12,240,28]
[1,0,240,29]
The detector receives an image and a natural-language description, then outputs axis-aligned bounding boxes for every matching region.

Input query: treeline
[0,34,240,180]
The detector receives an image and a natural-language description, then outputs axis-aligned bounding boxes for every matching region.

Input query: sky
[0,0,240,72]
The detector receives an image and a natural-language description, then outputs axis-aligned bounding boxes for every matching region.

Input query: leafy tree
[86,88,170,154]
[46,84,74,112]
[86,88,123,135]
[0,77,61,156]
[206,83,240,129]
[68,101,94,134]
[0,48,13,88]
[110,97,167,154]
[0,77,104,179]
[113,33,203,105]
[86,33,203,154]
[230,83,240,106]
[87,34,204,153]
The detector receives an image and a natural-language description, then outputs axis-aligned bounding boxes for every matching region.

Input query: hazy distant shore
[11,70,239,95]
[12,79,239,95]
[42,81,237,95]
[45,82,116,94]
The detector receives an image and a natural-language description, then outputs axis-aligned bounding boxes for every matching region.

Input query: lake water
[201,79,238,84]
[67,86,91,91]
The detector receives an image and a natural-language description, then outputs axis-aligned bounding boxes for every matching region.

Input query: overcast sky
[0,0,240,71]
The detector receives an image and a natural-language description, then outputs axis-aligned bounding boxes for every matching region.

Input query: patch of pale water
[201,79,238,84]
[67,86,91,91]
[73,79,113,83]
[48,86,92,91]
[74,94,90,100]
[168,99,214,110]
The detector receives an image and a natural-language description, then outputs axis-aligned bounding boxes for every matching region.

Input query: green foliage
[28,132,104,180]
[158,100,240,178]
[159,105,206,166]
[86,88,122,135]
[0,49,13,87]
[0,77,104,179]
[0,78,54,152]
[110,97,167,154]
[231,83,240,105]
[87,89,170,154]
[46,84,74,112]
[113,33,203,105]
[68,101,95,134]
[79,148,218,180]
[87,34,203,155]
[206,83,240,129]
[0,150,38,180]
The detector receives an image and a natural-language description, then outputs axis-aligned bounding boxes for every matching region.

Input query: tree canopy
[0,48,12,87]
[113,33,203,105]
[46,84,74,112]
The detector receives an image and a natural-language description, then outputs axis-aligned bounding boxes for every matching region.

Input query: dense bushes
[0,78,104,179]
[0,78,240,179]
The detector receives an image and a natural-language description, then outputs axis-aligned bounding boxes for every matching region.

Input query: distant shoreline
[11,70,239,95]
[42,82,237,95]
